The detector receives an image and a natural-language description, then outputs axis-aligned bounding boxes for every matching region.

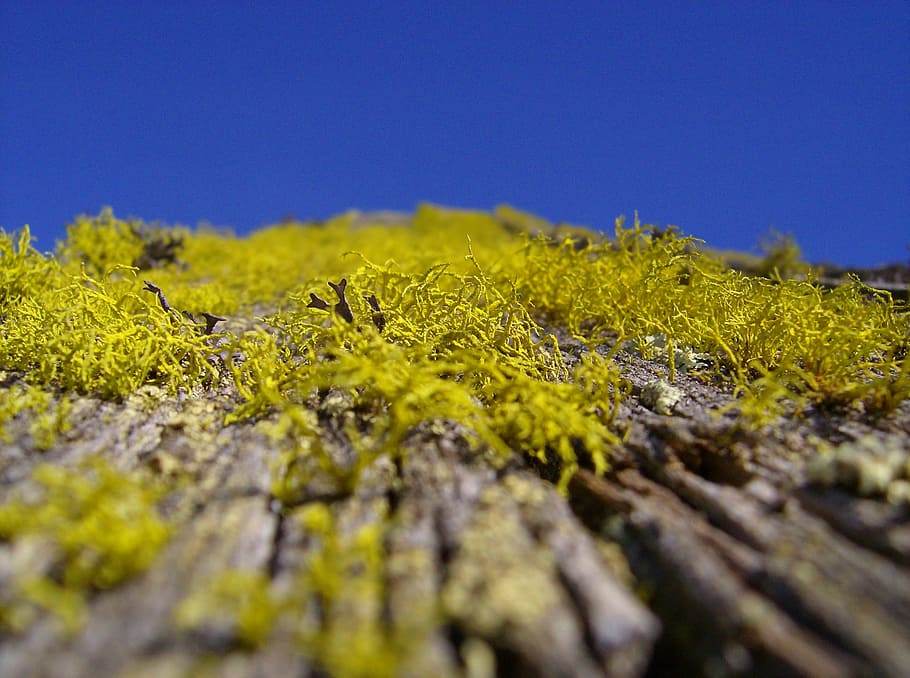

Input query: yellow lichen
[0,458,171,632]
[177,501,419,677]
[5,204,904,668]
[4,204,908,479]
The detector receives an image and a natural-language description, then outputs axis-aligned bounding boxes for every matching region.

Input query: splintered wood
[1,347,909,678]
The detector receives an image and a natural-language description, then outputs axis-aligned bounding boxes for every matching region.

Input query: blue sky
[1,1,908,267]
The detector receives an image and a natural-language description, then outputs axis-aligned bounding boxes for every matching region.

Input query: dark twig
[144,281,225,334]
[307,293,331,311]
[143,280,172,313]
[364,293,386,332]
[199,312,227,336]
[327,278,354,323]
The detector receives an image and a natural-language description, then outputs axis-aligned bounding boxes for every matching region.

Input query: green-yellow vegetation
[177,502,415,677]
[0,212,234,401]
[755,227,810,279]
[704,227,810,280]
[0,263,226,398]
[0,381,73,449]
[57,207,147,279]
[0,458,171,633]
[1,204,909,661]
[512,213,909,425]
[2,202,908,467]
[241,239,626,492]
[174,570,280,649]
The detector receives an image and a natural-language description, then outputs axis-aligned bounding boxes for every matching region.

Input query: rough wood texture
[2,341,909,678]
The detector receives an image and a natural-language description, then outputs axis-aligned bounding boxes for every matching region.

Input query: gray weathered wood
[2,341,909,677]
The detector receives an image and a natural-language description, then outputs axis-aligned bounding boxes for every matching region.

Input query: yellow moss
[57,207,146,278]
[1,224,225,398]
[250,252,628,492]
[3,204,909,490]
[175,571,280,648]
[755,228,809,279]
[0,458,172,632]
[6,577,87,636]
[4,203,899,667]
[442,484,562,635]
[178,501,418,677]
[508,214,909,424]
[1,224,59,307]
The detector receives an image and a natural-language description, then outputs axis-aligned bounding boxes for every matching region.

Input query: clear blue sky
[2,1,908,266]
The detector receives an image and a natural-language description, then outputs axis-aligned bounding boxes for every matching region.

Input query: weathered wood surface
[1,337,909,678]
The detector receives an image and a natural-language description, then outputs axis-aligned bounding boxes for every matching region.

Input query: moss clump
[177,501,415,677]
[174,570,280,649]
[57,207,147,279]
[0,458,171,632]
[0,263,223,399]
[239,250,626,492]
[511,214,909,425]
[2,204,908,670]
[0,210,249,410]
[0,381,72,449]
[1,225,59,308]
[4,203,909,471]
[755,228,809,279]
